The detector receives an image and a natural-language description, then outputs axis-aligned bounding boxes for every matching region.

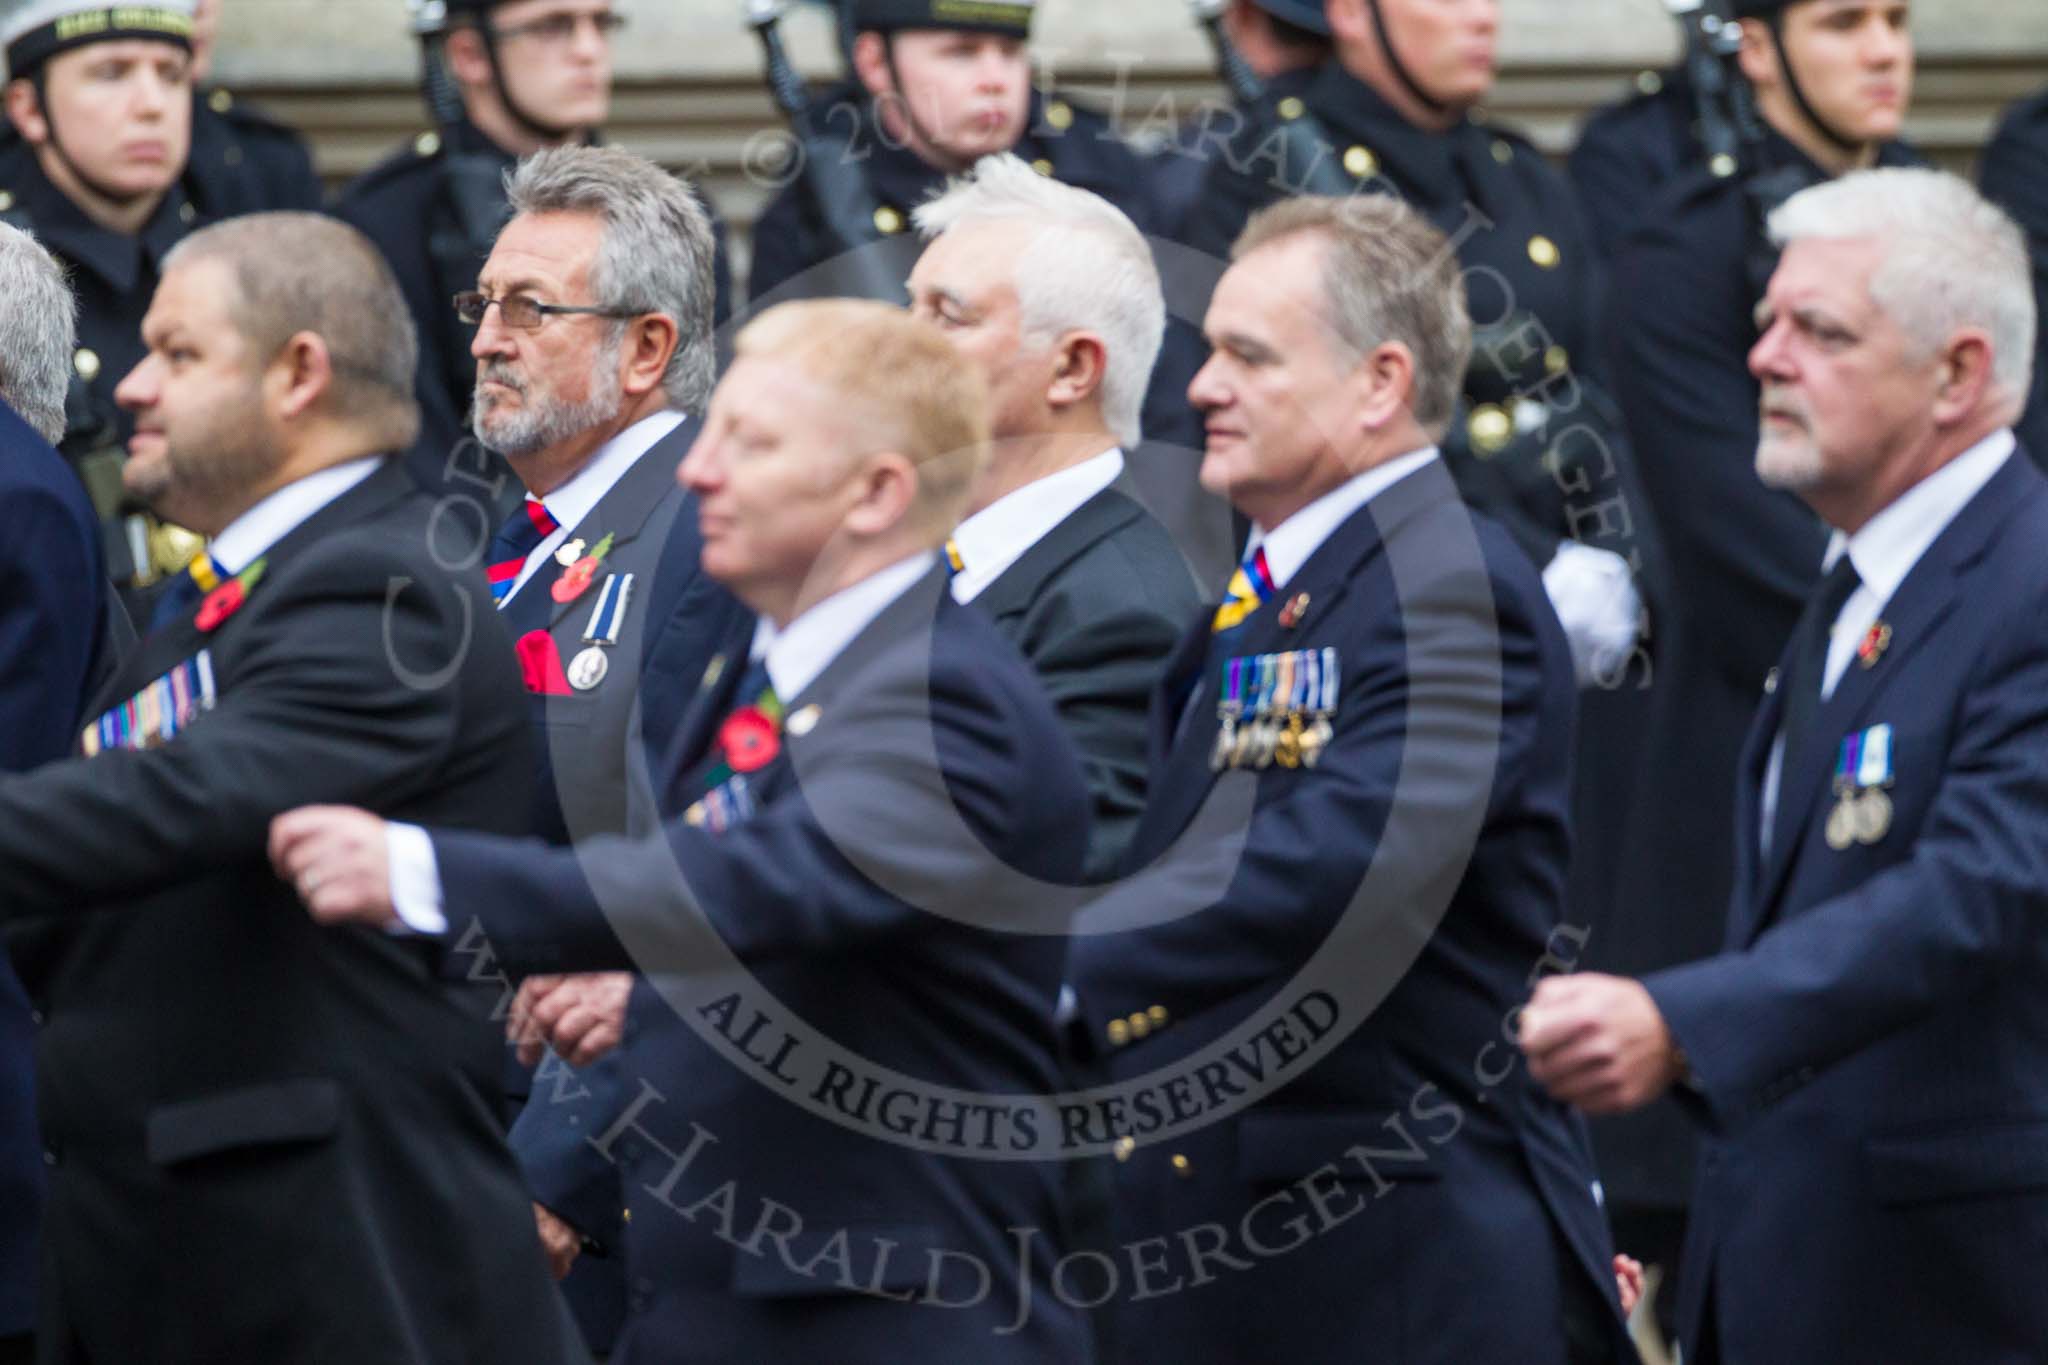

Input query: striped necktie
[487,497,560,606]
[1211,545,1276,634]
[148,551,229,632]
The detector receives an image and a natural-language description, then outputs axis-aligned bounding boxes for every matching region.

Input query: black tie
[1772,554,1862,847]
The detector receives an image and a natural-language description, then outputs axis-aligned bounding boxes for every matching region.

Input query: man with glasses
[340,0,730,502]
[448,142,742,1356]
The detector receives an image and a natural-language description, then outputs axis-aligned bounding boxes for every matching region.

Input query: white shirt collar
[1253,446,1439,590]
[1824,427,2015,605]
[507,409,685,599]
[948,447,1125,604]
[750,552,938,702]
[209,455,385,575]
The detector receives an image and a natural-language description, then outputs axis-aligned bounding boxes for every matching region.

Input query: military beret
[1250,0,1329,36]
[850,0,1035,40]
[2,0,195,77]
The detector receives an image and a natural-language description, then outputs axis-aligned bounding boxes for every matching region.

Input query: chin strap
[475,17,586,145]
[1763,11,1864,157]
[877,34,964,170]
[32,71,160,209]
[1363,0,1451,119]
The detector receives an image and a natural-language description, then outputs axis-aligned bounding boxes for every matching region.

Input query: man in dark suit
[1065,194,1632,1363]
[451,142,743,1352]
[274,300,1095,1364]
[907,152,1202,877]
[0,211,584,1365]
[0,223,120,1365]
[1522,168,2044,1365]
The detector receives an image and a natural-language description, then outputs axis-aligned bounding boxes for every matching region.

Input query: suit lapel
[1749,455,2031,929]
[1130,463,1451,855]
[85,461,417,723]
[971,482,1143,625]
[498,418,699,634]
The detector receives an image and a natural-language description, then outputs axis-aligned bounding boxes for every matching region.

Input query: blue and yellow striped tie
[1212,545,1276,633]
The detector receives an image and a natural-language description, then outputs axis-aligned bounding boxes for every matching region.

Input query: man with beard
[1524,167,2046,1365]
[0,0,211,599]
[452,141,743,1355]
[1594,2,1916,1289]
[274,300,1095,1364]
[339,0,731,501]
[0,210,585,1365]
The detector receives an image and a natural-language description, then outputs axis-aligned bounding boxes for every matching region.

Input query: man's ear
[270,331,336,422]
[1353,339,1418,433]
[443,24,495,93]
[621,314,681,400]
[1734,17,1780,90]
[1931,330,1998,428]
[851,32,895,103]
[1046,332,1108,413]
[842,450,918,538]
[4,79,48,145]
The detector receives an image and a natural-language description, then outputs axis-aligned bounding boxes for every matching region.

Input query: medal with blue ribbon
[1826,723,1894,849]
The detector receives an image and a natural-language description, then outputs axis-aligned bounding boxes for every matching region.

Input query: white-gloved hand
[1542,542,1643,688]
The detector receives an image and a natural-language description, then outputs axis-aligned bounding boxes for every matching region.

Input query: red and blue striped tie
[487,497,559,606]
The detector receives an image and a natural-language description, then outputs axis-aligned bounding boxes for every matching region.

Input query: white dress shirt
[1759,428,2015,849]
[387,550,940,934]
[209,455,384,575]
[502,409,685,601]
[1252,446,1440,588]
[947,447,1125,604]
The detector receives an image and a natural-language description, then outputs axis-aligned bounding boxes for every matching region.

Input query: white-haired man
[1521,168,2047,1365]
[907,152,1202,878]
[0,219,118,1365]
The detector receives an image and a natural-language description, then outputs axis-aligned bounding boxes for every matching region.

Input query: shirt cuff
[385,822,449,937]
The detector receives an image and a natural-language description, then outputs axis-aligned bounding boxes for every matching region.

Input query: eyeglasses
[454,291,644,330]
[489,10,627,46]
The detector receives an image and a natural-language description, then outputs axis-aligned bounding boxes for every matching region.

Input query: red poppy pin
[719,707,781,773]
[552,531,616,605]
[1857,621,1893,670]
[194,559,267,632]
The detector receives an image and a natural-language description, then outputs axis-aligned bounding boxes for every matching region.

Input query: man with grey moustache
[450,141,743,1355]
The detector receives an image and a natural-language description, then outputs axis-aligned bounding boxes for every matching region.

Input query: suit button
[1170,1154,1193,1178]
[41,1147,57,1167]
[27,1009,42,1026]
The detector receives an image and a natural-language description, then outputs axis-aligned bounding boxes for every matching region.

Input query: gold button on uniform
[73,348,100,382]
[415,131,442,158]
[1171,1154,1193,1177]
[1544,345,1570,376]
[1045,99,1074,132]
[1113,1136,1136,1162]
[1636,70,1663,97]
[1343,145,1377,179]
[1710,152,1739,179]
[1277,96,1305,121]
[208,88,234,114]
[1147,1004,1169,1027]
[1528,235,1561,269]
[1030,158,1053,177]
[0,190,13,212]
[1468,404,1512,455]
[1106,1018,1130,1047]
[873,205,904,235]
[1491,139,1512,166]
[1127,1011,1151,1040]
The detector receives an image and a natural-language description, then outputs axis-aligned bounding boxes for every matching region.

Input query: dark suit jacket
[493,420,744,1349]
[0,400,116,1337]
[1980,87,2048,461]
[429,567,1095,1364]
[971,481,1201,878]
[1067,461,1632,1365]
[0,461,585,1365]
[1645,448,2048,1364]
